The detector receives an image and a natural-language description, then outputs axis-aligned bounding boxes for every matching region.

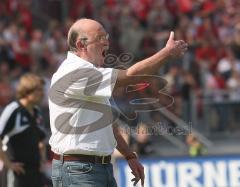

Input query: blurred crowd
[0,0,240,159]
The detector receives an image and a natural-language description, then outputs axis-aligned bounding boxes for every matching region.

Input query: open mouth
[102,49,107,57]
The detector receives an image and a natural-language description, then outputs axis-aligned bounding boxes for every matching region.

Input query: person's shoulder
[3,101,19,111]
[0,101,19,117]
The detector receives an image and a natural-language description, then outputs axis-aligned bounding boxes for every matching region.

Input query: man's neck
[73,51,98,66]
[74,51,88,61]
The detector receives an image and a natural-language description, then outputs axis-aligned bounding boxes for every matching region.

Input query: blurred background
[0,0,240,186]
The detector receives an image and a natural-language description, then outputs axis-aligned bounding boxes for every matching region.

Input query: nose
[101,33,109,45]
[103,39,109,46]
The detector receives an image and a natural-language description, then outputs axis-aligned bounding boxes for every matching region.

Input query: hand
[165,31,188,58]
[8,162,25,175]
[128,158,144,186]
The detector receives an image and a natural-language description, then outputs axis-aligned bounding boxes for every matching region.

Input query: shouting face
[86,28,109,67]
[70,19,110,67]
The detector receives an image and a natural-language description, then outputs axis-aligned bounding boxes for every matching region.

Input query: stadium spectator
[131,123,154,156]
[13,27,31,71]
[186,134,207,157]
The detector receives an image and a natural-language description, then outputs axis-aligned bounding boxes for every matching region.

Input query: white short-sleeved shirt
[49,52,119,156]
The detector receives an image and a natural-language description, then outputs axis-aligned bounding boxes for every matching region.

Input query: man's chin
[92,57,105,67]
[98,58,105,67]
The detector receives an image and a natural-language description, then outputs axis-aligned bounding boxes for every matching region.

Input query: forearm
[0,139,11,168]
[113,125,132,157]
[115,47,171,87]
[127,47,170,76]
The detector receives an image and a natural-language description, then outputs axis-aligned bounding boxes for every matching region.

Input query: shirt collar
[67,51,94,67]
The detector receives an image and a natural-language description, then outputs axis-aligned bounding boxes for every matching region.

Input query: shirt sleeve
[66,67,119,98]
[0,106,17,139]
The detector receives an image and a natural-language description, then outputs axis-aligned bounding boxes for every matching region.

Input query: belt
[53,153,111,164]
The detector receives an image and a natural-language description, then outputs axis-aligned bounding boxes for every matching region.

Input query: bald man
[49,18,187,187]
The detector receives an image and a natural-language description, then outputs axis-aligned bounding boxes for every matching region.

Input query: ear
[76,40,87,51]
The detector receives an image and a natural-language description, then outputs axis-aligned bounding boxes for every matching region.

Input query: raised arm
[115,31,187,87]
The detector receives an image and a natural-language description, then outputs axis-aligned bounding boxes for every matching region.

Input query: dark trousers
[14,167,43,187]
